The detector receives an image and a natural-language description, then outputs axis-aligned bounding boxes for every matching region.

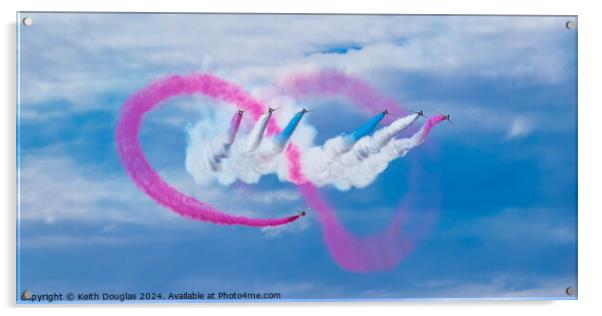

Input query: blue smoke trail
[344,111,386,143]
[274,111,306,147]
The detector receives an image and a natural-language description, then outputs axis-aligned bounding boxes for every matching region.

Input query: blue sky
[17,13,577,300]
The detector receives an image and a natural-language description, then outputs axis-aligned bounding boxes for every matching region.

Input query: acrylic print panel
[16,12,578,303]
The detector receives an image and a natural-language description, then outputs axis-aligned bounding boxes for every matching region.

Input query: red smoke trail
[116,74,301,227]
[282,69,444,272]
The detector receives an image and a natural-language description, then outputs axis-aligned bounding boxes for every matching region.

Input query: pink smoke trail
[285,118,443,271]
[419,115,447,143]
[281,69,444,272]
[286,144,415,271]
[282,68,408,124]
[116,74,301,227]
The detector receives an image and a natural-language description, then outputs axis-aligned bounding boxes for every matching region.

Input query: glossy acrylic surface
[17,12,577,303]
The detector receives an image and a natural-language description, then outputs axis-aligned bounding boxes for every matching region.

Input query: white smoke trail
[301,114,420,189]
[246,112,272,152]
[351,113,419,161]
[186,107,316,186]
[208,135,233,172]
[207,113,243,172]
[186,119,237,186]
[335,113,419,169]
[305,124,429,191]
[185,111,432,191]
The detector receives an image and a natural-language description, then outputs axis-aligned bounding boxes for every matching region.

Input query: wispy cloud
[18,153,305,227]
[413,274,576,299]
[20,234,135,249]
[239,189,300,204]
[441,207,576,244]
[506,116,533,140]
[19,14,573,118]
[260,215,310,238]
[18,156,176,225]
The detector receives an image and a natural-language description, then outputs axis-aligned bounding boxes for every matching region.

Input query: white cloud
[395,99,568,140]
[20,234,135,249]
[416,274,576,298]
[18,13,573,119]
[241,189,300,204]
[506,116,533,139]
[18,156,178,225]
[18,153,306,227]
[442,207,576,244]
[17,13,575,230]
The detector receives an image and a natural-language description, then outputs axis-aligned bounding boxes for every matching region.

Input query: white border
[3,1,601,315]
